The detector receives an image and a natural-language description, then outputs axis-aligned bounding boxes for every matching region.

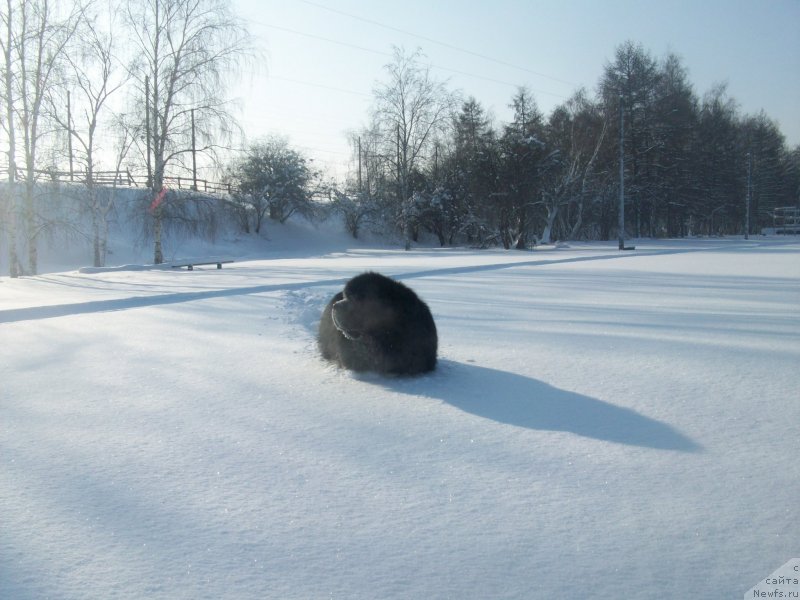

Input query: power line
[255,21,567,100]
[297,0,579,87]
[260,22,392,60]
[239,111,356,131]
[269,75,372,98]
[429,63,566,99]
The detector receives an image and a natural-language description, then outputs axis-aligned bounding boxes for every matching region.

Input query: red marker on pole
[149,187,168,213]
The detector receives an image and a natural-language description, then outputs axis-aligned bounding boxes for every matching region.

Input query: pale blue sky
[231,0,800,178]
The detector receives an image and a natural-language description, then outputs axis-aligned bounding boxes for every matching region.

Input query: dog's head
[331,273,401,340]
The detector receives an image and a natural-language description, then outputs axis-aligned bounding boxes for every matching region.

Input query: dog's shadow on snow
[376,360,702,452]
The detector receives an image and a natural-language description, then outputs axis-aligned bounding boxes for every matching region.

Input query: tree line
[324,44,799,248]
[227,44,798,249]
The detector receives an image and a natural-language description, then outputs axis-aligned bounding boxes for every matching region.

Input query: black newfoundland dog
[318,272,437,375]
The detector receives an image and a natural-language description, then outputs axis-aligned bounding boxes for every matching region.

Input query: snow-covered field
[1,230,798,599]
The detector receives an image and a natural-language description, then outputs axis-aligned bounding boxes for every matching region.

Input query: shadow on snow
[376,360,703,453]
[3,239,795,325]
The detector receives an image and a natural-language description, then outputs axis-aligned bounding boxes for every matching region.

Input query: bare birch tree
[51,4,127,267]
[1,0,22,276]
[539,90,607,243]
[124,0,252,264]
[373,46,455,249]
[11,0,84,274]
[2,0,86,275]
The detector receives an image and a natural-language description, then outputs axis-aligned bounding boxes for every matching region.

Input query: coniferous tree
[451,97,499,244]
[499,87,546,249]
[600,41,662,238]
[693,84,742,234]
[650,53,698,237]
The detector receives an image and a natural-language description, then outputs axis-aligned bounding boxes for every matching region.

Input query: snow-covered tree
[226,137,320,233]
[498,87,547,249]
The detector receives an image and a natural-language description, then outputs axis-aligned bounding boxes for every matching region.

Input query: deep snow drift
[1,230,798,599]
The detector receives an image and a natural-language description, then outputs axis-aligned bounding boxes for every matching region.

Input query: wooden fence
[0,164,236,196]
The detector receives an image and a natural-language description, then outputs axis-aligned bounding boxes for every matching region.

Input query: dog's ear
[331,297,361,337]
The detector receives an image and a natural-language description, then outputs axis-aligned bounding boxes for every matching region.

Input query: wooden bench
[171,259,234,271]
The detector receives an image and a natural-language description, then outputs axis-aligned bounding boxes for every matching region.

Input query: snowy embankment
[1,235,798,599]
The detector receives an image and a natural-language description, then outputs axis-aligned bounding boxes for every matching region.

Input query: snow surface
[1,227,799,599]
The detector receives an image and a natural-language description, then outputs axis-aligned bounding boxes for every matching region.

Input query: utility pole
[364,149,370,198]
[398,124,410,251]
[357,136,362,194]
[618,93,626,250]
[745,151,752,240]
[396,124,401,191]
[145,75,152,189]
[67,91,74,182]
[190,108,197,190]
[5,21,19,276]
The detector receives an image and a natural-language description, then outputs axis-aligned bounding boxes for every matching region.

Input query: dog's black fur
[318,272,437,375]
